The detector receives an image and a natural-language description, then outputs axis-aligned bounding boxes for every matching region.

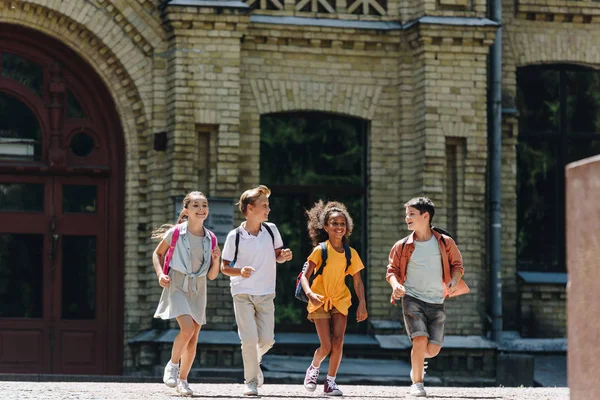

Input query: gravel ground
[0,382,570,400]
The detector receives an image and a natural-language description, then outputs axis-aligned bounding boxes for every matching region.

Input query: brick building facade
[0,0,588,374]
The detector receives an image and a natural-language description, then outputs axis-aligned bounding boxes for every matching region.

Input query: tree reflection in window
[517,65,600,272]
[0,92,42,161]
[1,52,44,97]
[260,112,367,330]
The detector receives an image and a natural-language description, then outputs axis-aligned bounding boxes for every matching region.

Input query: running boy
[220,185,293,396]
[386,197,464,397]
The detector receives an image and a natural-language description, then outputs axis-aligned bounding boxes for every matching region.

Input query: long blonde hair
[151,191,207,240]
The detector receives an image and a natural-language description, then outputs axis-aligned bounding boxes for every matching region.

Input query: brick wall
[519,283,567,338]
[5,0,588,371]
[501,0,600,336]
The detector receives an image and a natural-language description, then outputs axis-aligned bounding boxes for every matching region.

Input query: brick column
[406,22,496,335]
[163,2,250,201]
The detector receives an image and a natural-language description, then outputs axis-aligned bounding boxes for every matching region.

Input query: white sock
[178,379,187,384]
[311,363,319,369]
[327,375,336,382]
[168,360,178,368]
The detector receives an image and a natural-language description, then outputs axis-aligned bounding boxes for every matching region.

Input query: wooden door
[0,177,108,374]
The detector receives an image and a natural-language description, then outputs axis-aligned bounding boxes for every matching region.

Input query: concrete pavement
[1,382,569,400]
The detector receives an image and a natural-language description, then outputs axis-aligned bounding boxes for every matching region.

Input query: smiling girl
[151,191,221,396]
[299,200,368,396]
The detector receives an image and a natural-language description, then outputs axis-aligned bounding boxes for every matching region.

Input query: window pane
[0,183,44,212]
[260,113,365,185]
[517,68,560,134]
[1,53,44,96]
[0,234,43,318]
[0,92,42,161]
[67,91,87,119]
[62,235,96,320]
[566,70,600,134]
[517,139,560,271]
[568,140,600,164]
[63,185,97,213]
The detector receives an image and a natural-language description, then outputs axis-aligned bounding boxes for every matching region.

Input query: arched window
[517,65,600,272]
[260,112,368,330]
[0,92,42,161]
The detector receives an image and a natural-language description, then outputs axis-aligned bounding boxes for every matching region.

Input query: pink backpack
[162,225,217,275]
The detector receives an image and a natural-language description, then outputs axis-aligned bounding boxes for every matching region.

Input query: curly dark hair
[305,200,354,246]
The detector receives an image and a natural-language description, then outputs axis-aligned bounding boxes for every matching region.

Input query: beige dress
[154,230,209,325]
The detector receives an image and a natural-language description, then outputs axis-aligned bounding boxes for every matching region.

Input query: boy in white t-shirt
[221,185,293,396]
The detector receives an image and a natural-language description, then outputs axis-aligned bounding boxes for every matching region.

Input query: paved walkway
[2,382,569,400]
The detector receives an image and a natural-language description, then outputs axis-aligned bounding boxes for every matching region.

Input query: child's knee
[331,334,344,350]
[412,336,428,350]
[319,341,332,355]
[426,344,441,357]
[258,337,275,350]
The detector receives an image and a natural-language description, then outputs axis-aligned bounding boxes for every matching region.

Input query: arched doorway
[0,25,124,374]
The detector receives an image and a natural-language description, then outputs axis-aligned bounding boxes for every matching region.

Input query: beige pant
[233,293,276,383]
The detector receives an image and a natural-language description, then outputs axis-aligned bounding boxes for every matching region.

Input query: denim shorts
[401,294,446,346]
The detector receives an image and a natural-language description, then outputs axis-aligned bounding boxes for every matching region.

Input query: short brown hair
[404,197,435,225]
[237,185,271,215]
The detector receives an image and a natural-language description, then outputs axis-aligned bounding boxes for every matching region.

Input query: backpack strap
[206,228,217,250]
[261,222,276,247]
[231,227,241,267]
[311,242,328,280]
[432,226,451,246]
[343,243,352,272]
[162,225,181,275]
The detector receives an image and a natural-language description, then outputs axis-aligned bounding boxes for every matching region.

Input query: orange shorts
[307,306,341,322]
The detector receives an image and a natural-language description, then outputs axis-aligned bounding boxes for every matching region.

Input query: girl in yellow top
[299,201,368,396]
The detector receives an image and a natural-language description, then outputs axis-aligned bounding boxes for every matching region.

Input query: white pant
[233,293,276,382]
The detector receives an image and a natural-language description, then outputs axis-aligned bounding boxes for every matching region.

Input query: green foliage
[260,112,367,330]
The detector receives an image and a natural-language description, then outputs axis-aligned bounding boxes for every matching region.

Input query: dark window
[70,132,94,157]
[67,91,87,119]
[0,234,44,318]
[517,65,600,272]
[260,112,368,331]
[0,92,42,161]
[61,235,96,319]
[63,185,97,213]
[0,183,44,212]
[1,52,44,96]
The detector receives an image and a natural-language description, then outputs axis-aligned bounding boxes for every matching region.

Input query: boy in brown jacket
[386,197,465,397]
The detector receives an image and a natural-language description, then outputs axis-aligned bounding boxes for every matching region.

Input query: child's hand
[158,273,171,288]
[308,292,324,307]
[240,266,255,278]
[279,248,293,262]
[447,277,461,294]
[356,302,368,322]
[211,245,221,261]
[392,283,405,299]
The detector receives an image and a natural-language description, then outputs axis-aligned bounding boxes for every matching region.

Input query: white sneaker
[303,364,319,392]
[163,361,179,388]
[410,382,427,397]
[243,378,259,396]
[176,380,193,396]
[410,361,428,382]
